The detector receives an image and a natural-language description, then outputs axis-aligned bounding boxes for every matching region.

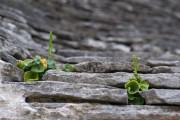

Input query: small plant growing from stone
[63,64,76,72]
[16,32,56,82]
[125,55,149,105]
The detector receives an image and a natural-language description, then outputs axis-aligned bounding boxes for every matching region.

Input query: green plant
[47,32,56,69]
[63,64,76,72]
[125,55,149,105]
[17,32,56,82]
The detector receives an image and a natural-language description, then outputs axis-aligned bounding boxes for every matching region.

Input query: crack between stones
[25,94,125,106]
[25,94,180,107]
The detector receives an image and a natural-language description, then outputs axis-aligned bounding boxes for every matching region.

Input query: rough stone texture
[31,103,180,120]
[147,60,180,67]
[1,60,180,119]
[59,52,177,64]
[1,0,180,59]
[43,71,180,89]
[18,81,128,104]
[0,60,39,120]
[152,66,173,73]
[1,0,180,119]
[75,61,152,73]
[0,60,23,82]
[1,0,180,52]
[142,89,180,105]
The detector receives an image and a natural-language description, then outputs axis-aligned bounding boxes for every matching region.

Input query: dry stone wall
[0,0,180,120]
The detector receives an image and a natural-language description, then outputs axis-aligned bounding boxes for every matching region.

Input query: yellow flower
[40,58,47,69]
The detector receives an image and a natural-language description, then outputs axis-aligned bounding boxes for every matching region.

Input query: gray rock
[43,71,180,89]
[18,81,128,104]
[1,0,180,51]
[65,56,131,64]
[147,60,179,67]
[142,73,180,89]
[31,103,180,120]
[108,43,131,52]
[63,51,180,64]
[80,38,107,50]
[1,0,180,119]
[0,60,40,120]
[105,37,144,44]
[152,65,180,73]
[61,52,162,64]
[0,84,39,120]
[75,61,152,73]
[132,44,163,53]
[0,60,23,82]
[0,51,17,64]
[171,67,180,73]
[42,70,127,86]
[152,66,173,73]
[142,89,180,105]
[57,50,158,58]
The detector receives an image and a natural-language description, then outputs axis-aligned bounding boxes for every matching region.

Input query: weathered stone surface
[1,0,180,51]
[1,0,180,119]
[65,56,131,64]
[171,67,180,73]
[0,60,40,120]
[79,38,131,52]
[43,71,180,89]
[1,0,180,62]
[31,103,180,120]
[0,84,39,120]
[57,50,155,58]
[17,81,128,104]
[0,60,23,82]
[147,60,179,67]
[0,51,17,64]
[142,89,180,105]
[105,37,144,44]
[0,5,41,61]
[1,81,180,120]
[75,61,152,73]
[152,66,173,73]
[56,50,180,64]
[151,65,180,73]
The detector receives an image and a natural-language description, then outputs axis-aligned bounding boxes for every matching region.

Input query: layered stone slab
[75,61,152,73]
[147,60,180,67]
[43,71,180,89]
[57,60,180,74]
[30,103,180,120]
[17,81,128,104]
[1,0,180,119]
[142,89,180,105]
[0,60,22,82]
[60,54,180,64]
